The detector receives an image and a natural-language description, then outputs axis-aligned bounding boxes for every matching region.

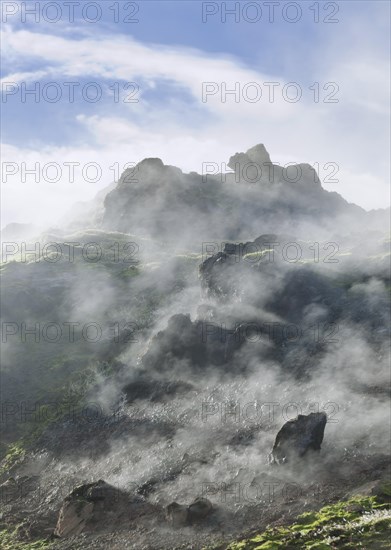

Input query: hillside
[0,144,389,549]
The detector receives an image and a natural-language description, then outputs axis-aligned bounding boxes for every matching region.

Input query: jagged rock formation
[199,233,293,299]
[102,144,363,243]
[270,412,327,464]
[228,143,321,189]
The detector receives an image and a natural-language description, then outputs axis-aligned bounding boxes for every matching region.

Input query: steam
[1,144,389,542]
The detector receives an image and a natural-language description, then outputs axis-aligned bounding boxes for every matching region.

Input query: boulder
[54,480,154,538]
[270,412,327,464]
[166,502,189,527]
[188,497,213,523]
[165,497,213,527]
[54,497,94,538]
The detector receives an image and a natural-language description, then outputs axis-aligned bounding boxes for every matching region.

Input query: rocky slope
[0,144,389,548]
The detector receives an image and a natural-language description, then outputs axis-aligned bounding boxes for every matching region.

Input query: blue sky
[1,0,390,227]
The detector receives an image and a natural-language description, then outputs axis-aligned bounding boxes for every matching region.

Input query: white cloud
[1,19,389,227]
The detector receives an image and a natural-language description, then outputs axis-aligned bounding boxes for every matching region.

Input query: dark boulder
[188,497,213,523]
[54,480,155,538]
[270,412,327,464]
[166,502,189,527]
[166,497,213,527]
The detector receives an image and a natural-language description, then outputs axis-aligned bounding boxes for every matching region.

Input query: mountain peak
[137,157,165,169]
[228,143,272,171]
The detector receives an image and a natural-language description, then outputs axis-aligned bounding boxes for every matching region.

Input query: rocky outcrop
[199,251,244,298]
[199,234,292,299]
[270,412,327,464]
[54,480,155,538]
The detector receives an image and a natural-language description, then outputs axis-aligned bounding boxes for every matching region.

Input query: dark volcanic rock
[271,412,327,464]
[166,497,213,527]
[199,251,246,299]
[54,480,155,538]
[187,497,213,523]
[166,502,189,527]
[141,313,245,374]
[199,234,293,300]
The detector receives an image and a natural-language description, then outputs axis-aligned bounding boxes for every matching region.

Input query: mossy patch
[0,527,49,549]
[205,490,391,549]
[0,443,26,476]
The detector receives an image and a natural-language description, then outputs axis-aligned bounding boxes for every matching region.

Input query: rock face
[271,412,327,464]
[55,494,94,538]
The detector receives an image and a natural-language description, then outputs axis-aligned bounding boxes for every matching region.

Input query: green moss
[242,249,274,261]
[207,491,391,550]
[116,265,140,279]
[0,528,50,549]
[0,443,26,476]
